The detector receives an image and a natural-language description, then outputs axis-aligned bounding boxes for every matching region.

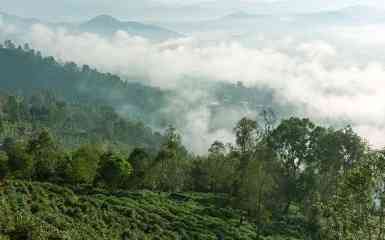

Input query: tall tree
[267,117,316,213]
[27,129,61,180]
[146,126,187,192]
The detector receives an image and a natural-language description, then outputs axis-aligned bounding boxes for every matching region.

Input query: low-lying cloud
[1,20,385,152]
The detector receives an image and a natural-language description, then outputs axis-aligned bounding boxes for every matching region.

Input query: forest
[0,41,384,240]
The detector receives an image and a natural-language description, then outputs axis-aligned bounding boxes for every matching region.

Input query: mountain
[79,15,183,40]
[0,11,40,28]
[337,5,385,21]
[171,5,385,35]
[0,11,183,41]
[221,11,269,20]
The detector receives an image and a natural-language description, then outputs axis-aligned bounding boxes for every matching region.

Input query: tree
[128,148,151,189]
[187,156,211,192]
[6,142,33,179]
[319,154,377,240]
[146,126,187,192]
[234,118,261,155]
[98,151,133,188]
[4,40,16,49]
[232,118,263,197]
[237,153,275,238]
[308,126,367,205]
[4,95,24,122]
[65,145,101,184]
[267,117,316,213]
[0,151,9,180]
[187,141,236,193]
[206,141,236,193]
[27,129,61,180]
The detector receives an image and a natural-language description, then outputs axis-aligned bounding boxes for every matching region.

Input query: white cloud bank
[1,21,385,151]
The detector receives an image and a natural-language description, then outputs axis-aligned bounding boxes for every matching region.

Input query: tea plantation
[0,181,301,240]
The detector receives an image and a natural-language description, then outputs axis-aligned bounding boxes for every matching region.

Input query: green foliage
[27,129,63,180]
[128,148,151,189]
[98,151,133,188]
[0,41,166,123]
[145,127,188,192]
[0,91,164,151]
[0,151,9,180]
[65,145,101,184]
[0,181,267,240]
[0,41,380,238]
[5,142,34,179]
[0,111,375,239]
[318,152,385,240]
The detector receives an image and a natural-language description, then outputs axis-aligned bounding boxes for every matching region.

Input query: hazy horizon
[1,0,384,22]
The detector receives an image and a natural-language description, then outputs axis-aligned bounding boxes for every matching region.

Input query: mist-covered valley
[2,1,385,239]
[1,4,385,152]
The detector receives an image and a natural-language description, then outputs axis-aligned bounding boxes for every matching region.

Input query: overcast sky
[1,0,384,22]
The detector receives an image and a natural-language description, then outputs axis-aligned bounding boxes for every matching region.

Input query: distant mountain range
[161,4,385,35]
[2,4,384,40]
[0,11,182,41]
[220,5,385,24]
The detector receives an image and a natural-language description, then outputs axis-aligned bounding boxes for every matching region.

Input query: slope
[0,180,264,240]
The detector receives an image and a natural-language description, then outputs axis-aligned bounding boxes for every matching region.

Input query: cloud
[0,15,17,36]
[2,22,385,151]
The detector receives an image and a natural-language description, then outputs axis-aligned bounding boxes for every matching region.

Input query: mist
[1,15,385,152]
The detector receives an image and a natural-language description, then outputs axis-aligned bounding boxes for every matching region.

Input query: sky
[1,0,384,21]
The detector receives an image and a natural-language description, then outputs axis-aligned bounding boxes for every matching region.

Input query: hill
[0,11,40,28]
[174,5,385,34]
[0,90,164,151]
[79,15,183,40]
[0,11,182,41]
[0,180,276,240]
[0,42,289,152]
[0,41,167,125]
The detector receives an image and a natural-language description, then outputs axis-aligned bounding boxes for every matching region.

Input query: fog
[1,11,385,152]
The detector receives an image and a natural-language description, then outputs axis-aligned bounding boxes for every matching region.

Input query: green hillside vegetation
[0,91,163,151]
[0,111,384,239]
[0,41,286,129]
[0,40,166,124]
[0,181,263,240]
[0,41,384,239]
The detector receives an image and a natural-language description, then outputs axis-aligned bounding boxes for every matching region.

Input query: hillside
[0,91,164,151]
[0,42,167,124]
[0,180,283,240]
[0,41,383,238]
[2,1,385,239]
[0,42,289,146]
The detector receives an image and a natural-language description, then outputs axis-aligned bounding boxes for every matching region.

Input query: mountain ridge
[79,14,183,40]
